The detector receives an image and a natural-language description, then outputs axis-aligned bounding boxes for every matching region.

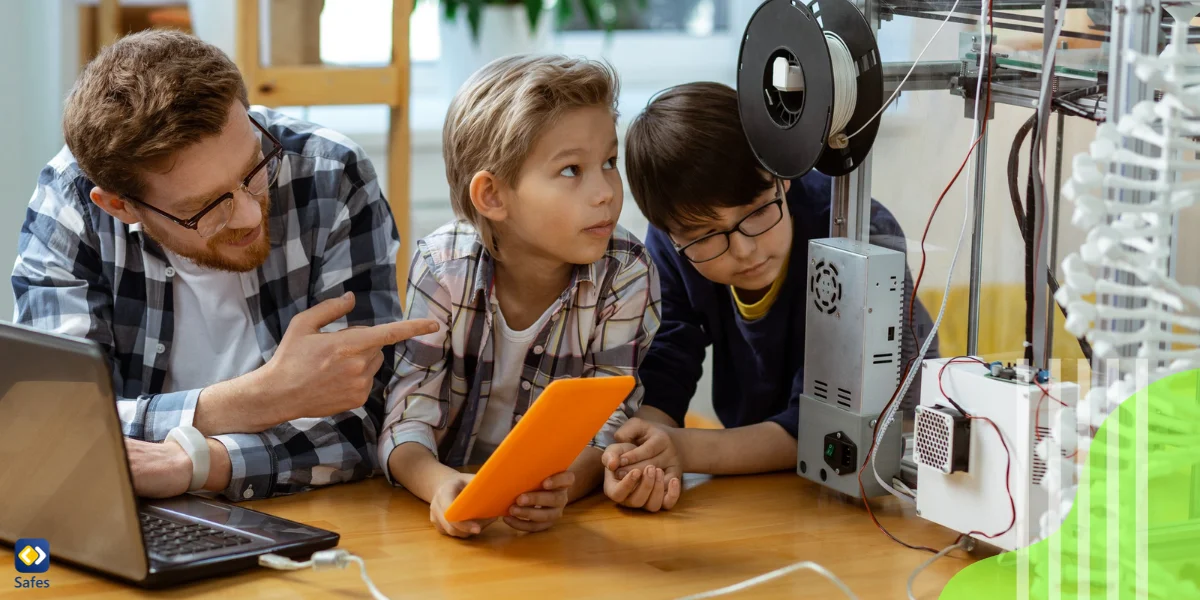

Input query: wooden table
[3,474,975,599]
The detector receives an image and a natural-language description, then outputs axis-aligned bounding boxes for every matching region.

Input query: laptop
[0,322,339,587]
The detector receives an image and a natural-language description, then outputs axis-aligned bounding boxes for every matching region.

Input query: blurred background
[3,1,1191,419]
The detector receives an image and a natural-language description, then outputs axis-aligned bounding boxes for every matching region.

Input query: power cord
[676,561,859,600]
[906,538,969,600]
[259,550,390,600]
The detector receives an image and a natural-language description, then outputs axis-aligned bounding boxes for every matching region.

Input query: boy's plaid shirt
[379,221,662,474]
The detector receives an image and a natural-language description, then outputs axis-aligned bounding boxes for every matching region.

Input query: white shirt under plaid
[379,221,662,475]
[11,107,403,501]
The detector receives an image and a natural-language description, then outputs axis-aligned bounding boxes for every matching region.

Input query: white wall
[0,0,77,322]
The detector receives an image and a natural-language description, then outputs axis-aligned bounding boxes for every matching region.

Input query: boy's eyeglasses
[122,117,283,239]
[673,179,786,264]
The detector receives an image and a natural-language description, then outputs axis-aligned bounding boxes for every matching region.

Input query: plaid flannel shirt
[378,221,661,476]
[11,107,402,501]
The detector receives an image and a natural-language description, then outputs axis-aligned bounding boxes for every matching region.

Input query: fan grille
[810,260,841,315]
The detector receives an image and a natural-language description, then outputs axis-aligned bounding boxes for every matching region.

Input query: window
[317,0,441,65]
[410,0,441,62]
[559,0,729,36]
[318,0,739,86]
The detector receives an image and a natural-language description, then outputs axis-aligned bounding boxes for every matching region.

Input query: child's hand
[605,462,678,512]
[430,475,495,538]
[504,471,575,533]
[602,418,683,512]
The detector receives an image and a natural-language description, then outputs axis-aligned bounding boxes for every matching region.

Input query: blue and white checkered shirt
[11,107,402,501]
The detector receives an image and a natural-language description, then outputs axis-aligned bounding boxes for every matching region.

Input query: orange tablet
[444,375,636,522]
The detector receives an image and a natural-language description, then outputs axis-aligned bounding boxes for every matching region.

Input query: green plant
[419,0,647,43]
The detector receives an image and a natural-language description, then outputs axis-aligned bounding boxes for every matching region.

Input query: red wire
[936,357,990,405]
[935,358,1017,540]
[857,358,942,554]
[907,133,986,332]
[965,416,1017,539]
[907,63,994,333]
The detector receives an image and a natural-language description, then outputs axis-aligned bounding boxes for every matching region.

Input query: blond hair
[64,29,249,199]
[442,54,619,253]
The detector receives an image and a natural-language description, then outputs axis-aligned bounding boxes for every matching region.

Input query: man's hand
[268,293,439,421]
[601,418,683,512]
[504,472,574,533]
[124,438,193,499]
[430,475,495,538]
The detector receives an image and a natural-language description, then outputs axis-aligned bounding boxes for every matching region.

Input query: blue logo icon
[14,539,49,574]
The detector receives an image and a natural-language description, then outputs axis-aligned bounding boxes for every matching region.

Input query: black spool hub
[738,0,884,178]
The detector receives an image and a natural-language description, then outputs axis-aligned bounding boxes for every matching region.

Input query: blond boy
[379,55,662,537]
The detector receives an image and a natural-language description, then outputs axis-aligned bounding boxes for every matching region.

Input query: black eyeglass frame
[673,178,787,264]
[122,117,283,237]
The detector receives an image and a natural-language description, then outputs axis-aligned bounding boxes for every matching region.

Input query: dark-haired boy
[601,82,937,512]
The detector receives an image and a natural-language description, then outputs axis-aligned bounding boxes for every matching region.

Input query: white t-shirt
[162,252,264,393]
[471,302,556,462]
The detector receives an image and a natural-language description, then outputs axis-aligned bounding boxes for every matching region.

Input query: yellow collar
[731,254,789,321]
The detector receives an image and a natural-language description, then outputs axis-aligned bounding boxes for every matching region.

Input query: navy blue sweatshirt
[639,172,937,437]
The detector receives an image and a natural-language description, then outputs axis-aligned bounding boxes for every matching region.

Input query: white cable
[259,551,390,600]
[846,0,963,139]
[869,0,988,503]
[346,555,389,600]
[826,32,859,137]
[676,561,859,600]
[906,539,966,600]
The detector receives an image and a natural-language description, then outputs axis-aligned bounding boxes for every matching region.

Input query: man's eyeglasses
[673,179,786,264]
[123,117,283,239]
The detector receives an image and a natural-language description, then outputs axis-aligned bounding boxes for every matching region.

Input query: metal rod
[1100,0,1160,387]
[885,0,1104,9]
[832,175,851,238]
[882,61,961,93]
[1028,0,1056,369]
[966,111,989,357]
[833,0,878,243]
[887,8,1110,42]
[1047,110,1065,361]
[853,157,873,241]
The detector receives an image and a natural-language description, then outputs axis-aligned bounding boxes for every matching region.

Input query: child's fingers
[617,438,668,467]
[613,417,655,445]
[625,466,659,508]
[662,477,682,510]
[516,490,566,508]
[616,457,667,479]
[449,519,485,536]
[643,469,667,512]
[542,471,576,490]
[436,519,476,538]
[602,443,636,471]
[606,467,642,502]
[509,505,563,523]
[504,516,553,533]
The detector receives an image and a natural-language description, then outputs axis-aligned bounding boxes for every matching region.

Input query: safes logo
[13,538,50,590]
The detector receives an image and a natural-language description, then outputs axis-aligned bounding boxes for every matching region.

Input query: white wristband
[166,426,210,492]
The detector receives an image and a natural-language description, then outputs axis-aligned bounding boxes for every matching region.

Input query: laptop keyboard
[139,512,253,558]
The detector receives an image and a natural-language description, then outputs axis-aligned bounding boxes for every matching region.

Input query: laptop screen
[0,324,149,583]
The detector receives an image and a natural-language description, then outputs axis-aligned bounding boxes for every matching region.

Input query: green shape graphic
[940,369,1200,599]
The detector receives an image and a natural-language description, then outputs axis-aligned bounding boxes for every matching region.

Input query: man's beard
[142,199,271,273]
